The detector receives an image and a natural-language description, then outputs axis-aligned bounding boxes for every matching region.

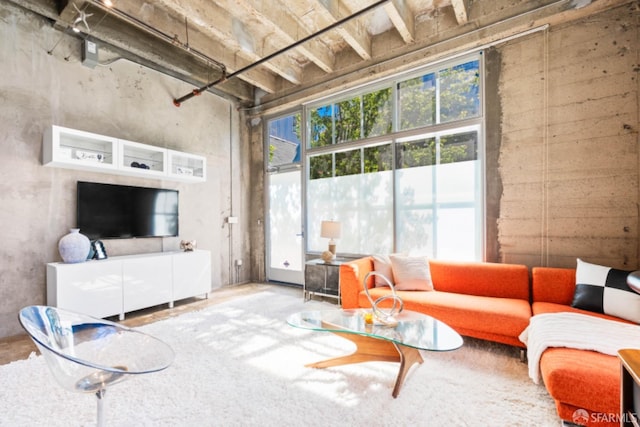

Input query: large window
[303,54,483,261]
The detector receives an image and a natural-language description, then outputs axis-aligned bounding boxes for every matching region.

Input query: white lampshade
[320,221,341,239]
[320,220,341,256]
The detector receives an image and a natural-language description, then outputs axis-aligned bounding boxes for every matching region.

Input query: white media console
[47,250,211,320]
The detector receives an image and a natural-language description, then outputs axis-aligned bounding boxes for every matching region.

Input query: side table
[619,348,640,426]
[303,258,344,304]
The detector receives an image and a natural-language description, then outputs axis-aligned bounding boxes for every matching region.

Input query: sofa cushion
[358,287,531,344]
[540,347,619,419]
[372,254,395,287]
[389,255,433,291]
[531,267,576,304]
[572,259,640,323]
[428,260,529,299]
[532,301,636,324]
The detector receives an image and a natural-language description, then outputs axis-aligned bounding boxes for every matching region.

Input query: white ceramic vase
[58,228,91,263]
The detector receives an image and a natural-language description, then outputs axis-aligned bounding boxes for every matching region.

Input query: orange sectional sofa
[532,267,632,427]
[340,257,632,427]
[339,257,531,348]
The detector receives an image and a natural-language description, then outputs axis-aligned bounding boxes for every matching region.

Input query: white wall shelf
[119,138,167,178]
[167,149,207,182]
[43,125,206,182]
[47,250,211,320]
[43,125,119,172]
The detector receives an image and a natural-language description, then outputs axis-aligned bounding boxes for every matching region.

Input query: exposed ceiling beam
[133,0,292,90]
[172,0,396,106]
[315,0,373,60]
[451,0,469,25]
[253,0,635,115]
[384,0,415,43]
[232,0,336,73]
[91,0,278,94]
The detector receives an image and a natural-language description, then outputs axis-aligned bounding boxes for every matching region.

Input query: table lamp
[321,220,342,256]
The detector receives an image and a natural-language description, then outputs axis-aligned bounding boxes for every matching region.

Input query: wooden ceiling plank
[238,0,335,72]
[94,0,278,93]
[257,0,636,114]
[314,0,372,60]
[300,39,336,73]
[232,66,278,94]
[384,0,415,43]
[450,0,469,25]
[146,0,299,85]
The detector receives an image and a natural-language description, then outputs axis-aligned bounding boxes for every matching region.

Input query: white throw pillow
[372,254,395,287]
[389,255,433,291]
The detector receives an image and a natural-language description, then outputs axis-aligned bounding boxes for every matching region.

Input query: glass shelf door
[167,149,206,182]
[119,139,167,178]
[44,125,118,171]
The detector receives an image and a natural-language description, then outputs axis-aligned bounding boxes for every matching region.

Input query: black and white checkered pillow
[572,258,640,323]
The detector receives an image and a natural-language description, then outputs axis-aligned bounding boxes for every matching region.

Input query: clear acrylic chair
[19,305,174,426]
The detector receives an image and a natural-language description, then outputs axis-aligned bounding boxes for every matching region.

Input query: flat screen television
[77,181,179,240]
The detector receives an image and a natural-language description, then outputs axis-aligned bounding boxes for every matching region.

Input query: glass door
[265,111,304,285]
[266,169,304,284]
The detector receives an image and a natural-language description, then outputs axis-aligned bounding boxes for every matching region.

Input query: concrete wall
[497,4,639,269]
[0,3,250,338]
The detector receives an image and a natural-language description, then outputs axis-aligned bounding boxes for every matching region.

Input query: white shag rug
[0,286,558,426]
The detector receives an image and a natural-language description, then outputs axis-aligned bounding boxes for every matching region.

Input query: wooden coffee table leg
[390,342,423,398]
[306,330,424,398]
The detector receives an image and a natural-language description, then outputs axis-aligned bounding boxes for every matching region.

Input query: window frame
[281,53,484,261]
[302,53,485,260]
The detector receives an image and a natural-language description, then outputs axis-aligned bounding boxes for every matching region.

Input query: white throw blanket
[519,312,640,384]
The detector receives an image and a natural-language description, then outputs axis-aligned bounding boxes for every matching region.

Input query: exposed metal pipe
[172,0,392,107]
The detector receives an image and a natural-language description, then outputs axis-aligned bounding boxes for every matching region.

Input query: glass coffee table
[287,309,463,398]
